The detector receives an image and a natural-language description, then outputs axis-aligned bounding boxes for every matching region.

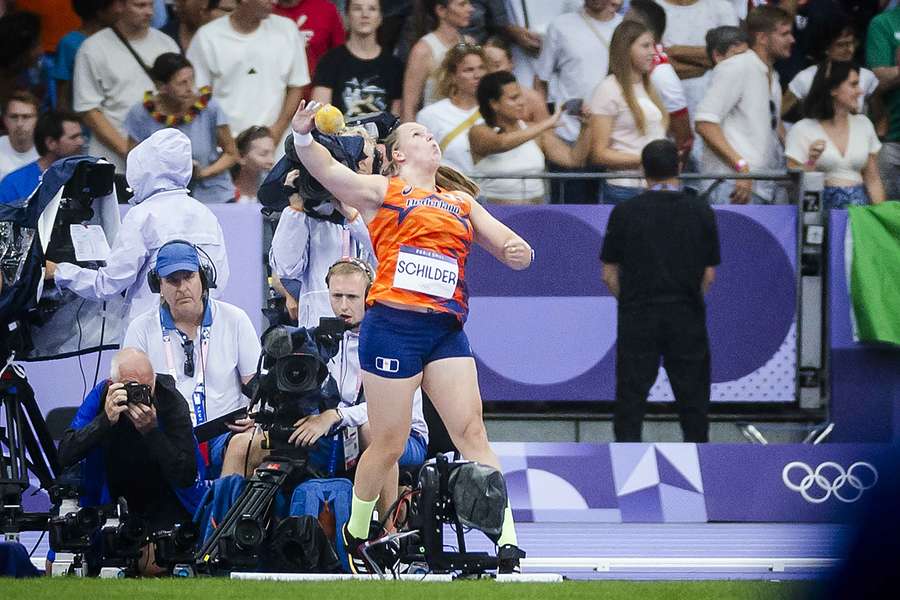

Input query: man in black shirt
[58,348,199,532]
[600,139,720,443]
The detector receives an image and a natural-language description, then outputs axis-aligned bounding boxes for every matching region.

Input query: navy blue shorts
[359,303,472,379]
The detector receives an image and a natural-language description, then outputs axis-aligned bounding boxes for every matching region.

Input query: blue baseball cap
[155,242,200,278]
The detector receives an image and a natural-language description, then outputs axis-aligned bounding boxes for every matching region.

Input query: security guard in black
[600,139,720,443]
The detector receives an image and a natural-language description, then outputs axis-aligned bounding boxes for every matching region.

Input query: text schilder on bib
[393,245,459,299]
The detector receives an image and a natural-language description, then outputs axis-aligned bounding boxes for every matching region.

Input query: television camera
[194,317,349,574]
[0,157,125,360]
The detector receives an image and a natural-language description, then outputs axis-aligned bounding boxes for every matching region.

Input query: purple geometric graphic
[466,206,797,402]
[617,486,664,522]
[611,444,706,523]
[495,443,889,523]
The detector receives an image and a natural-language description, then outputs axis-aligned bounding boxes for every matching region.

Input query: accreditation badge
[343,426,360,471]
[393,245,458,299]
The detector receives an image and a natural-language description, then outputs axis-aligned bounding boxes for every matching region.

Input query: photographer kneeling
[57,348,200,547]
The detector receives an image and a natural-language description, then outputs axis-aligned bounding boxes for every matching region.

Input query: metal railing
[466,169,804,204]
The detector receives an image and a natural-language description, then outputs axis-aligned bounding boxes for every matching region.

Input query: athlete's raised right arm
[291,101,388,219]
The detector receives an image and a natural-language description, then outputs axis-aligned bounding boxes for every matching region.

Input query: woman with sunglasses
[289,97,532,574]
[785,60,885,208]
[401,0,475,122]
[782,18,879,122]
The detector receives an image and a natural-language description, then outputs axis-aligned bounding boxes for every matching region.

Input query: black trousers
[614,302,711,443]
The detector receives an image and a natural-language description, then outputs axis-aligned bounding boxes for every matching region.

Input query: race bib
[393,245,459,299]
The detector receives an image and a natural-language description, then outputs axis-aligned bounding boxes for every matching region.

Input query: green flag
[848,202,900,346]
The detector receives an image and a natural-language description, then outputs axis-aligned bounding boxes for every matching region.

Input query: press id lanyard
[342,344,362,470]
[161,303,212,426]
[326,332,361,472]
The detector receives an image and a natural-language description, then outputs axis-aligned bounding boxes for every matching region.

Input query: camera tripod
[0,352,57,542]
[193,445,311,574]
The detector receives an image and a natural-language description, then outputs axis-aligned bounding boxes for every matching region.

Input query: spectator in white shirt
[695,6,794,204]
[656,0,738,109]
[785,61,885,208]
[625,0,693,163]
[0,92,39,181]
[589,20,668,204]
[416,43,486,176]
[470,70,592,204]
[534,0,623,203]
[783,22,879,122]
[73,0,180,172]
[502,0,581,90]
[402,0,476,123]
[186,0,310,149]
[704,25,748,66]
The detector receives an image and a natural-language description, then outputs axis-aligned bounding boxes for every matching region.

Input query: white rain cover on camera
[449,462,508,539]
[27,165,126,359]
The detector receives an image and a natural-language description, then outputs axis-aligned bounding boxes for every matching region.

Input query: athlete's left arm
[470,202,533,271]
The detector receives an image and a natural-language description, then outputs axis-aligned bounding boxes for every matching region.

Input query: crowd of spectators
[1,0,899,209]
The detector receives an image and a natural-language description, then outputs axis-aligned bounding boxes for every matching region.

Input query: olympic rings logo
[782,461,879,504]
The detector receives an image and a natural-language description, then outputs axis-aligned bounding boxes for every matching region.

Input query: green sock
[348,491,378,540]
[496,503,518,547]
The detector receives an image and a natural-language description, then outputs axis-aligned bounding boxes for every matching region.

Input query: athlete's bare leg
[346,371,418,538]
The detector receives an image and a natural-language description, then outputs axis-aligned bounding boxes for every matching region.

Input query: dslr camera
[123,382,151,406]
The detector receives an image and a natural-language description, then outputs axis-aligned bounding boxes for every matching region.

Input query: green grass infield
[0,577,813,600]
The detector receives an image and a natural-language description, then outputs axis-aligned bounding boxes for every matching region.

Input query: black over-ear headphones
[147,239,218,293]
[325,257,375,295]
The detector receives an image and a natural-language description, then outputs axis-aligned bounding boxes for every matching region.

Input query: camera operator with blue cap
[123,240,262,480]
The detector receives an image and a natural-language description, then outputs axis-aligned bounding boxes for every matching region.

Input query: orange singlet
[366,177,474,321]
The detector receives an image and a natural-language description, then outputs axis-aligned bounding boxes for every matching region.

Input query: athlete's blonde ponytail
[383,128,481,198]
[436,165,480,198]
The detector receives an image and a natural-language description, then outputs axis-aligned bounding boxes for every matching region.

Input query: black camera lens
[120,519,147,544]
[173,523,199,550]
[75,507,100,531]
[124,382,152,405]
[234,517,264,550]
[275,354,319,394]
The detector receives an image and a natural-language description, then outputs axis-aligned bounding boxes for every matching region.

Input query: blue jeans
[824,185,868,209]
[602,183,644,205]
[399,431,428,467]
